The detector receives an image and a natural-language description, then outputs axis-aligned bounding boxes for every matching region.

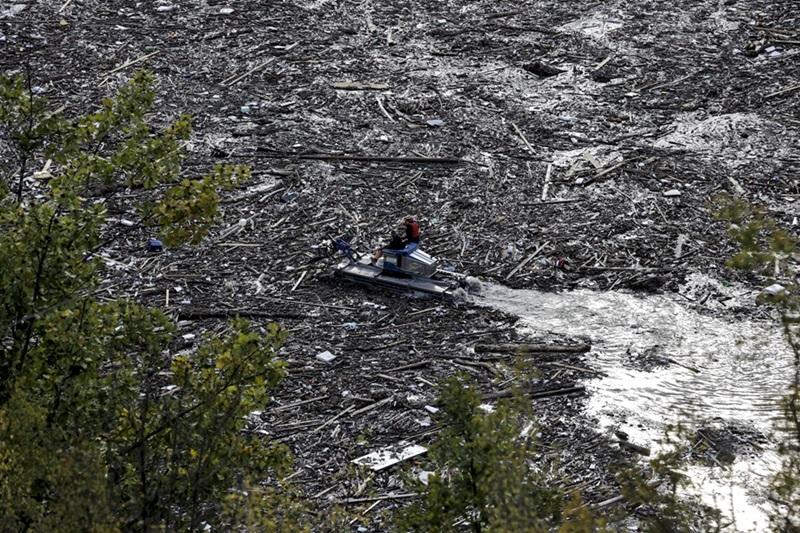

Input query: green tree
[715,194,800,531]
[613,449,722,533]
[0,71,296,531]
[399,376,562,533]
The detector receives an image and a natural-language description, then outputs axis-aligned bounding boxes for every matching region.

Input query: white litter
[315,350,336,363]
[418,470,434,485]
[352,441,427,471]
[763,284,785,296]
[415,416,432,427]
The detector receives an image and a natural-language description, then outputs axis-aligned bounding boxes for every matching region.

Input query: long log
[593,479,661,510]
[481,385,585,401]
[254,151,462,165]
[616,438,651,456]
[337,493,418,504]
[177,308,305,320]
[529,385,586,399]
[474,343,590,354]
[298,154,462,165]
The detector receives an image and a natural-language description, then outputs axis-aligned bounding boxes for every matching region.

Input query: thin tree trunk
[16,65,34,204]
[16,156,27,203]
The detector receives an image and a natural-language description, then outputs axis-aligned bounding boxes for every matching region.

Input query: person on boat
[385,232,405,250]
[402,216,420,245]
[372,216,420,263]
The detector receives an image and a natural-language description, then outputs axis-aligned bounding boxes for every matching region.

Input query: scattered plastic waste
[763,283,785,296]
[316,350,336,363]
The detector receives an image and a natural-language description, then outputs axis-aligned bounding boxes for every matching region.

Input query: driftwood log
[474,343,591,354]
[176,308,305,320]
[616,438,651,456]
[481,385,586,401]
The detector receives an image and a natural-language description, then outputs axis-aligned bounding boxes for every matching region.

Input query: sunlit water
[476,282,793,531]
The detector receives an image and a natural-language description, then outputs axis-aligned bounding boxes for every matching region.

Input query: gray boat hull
[334,261,457,298]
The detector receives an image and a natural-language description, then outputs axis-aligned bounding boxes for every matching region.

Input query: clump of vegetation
[715,193,800,530]
[399,376,562,532]
[398,376,723,532]
[0,71,301,531]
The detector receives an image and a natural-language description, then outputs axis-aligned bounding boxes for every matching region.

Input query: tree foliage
[715,193,800,530]
[397,376,723,533]
[0,71,293,531]
[613,449,722,533]
[714,194,797,274]
[399,376,562,533]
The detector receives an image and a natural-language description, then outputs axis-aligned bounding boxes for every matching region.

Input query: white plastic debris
[424,405,439,414]
[520,420,536,438]
[663,189,682,197]
[315,350,336,363]
[220,7,234,15]
[406,393,425,407]
[415,416,432,427]
[32,159,53,180]
[763,284,785,296]
[418,470,434,485]
[182,333,196,341]
[352,441,428,471]
[160,384,179,397]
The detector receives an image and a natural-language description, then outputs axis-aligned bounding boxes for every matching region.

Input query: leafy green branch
[0,71,304,531]
[714,193,800,530]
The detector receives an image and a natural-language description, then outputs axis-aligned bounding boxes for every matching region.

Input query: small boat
[332,237,461,298]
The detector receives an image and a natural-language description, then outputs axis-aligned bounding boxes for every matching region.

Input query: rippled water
[478,283,791,431]
[476,282,793,531]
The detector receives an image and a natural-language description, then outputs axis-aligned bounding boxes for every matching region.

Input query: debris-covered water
[477,279,792,531]
[4,0,799,528]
